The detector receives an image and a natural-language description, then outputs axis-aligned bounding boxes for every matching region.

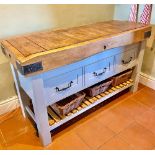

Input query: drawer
[85,56,114,87]
[115,46,139,72]
[44,68,83,104]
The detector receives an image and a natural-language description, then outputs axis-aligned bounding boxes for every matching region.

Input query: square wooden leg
[130,41,146,92]
[31,76,51,146]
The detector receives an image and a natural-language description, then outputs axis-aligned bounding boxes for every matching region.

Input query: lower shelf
[48,79,133,131]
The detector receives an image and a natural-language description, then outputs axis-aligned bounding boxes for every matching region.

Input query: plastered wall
[0,4,115,102]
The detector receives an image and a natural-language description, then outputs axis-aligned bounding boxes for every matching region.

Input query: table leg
[130,40,146,92]
[151,37,155,51]
[31,76,51,146]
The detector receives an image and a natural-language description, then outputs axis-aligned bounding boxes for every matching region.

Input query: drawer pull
[93,68,107,76]
[122,57,132,64]
[55,81,73,92]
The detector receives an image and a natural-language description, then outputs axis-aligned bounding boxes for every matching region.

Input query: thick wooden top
[2,20,149,57]
[1,20,151,76]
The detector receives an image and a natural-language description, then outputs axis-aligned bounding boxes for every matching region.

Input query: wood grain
[26,31,80,51]
[1,20,152,76]
[7,37,45,57]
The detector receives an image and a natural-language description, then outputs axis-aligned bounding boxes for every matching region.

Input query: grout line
[131,121,155,150]
[77,133,93,150]
[74,131,94,150]
[134,113,155,137]
[97,121,136,150]
[96,127,116,149]
[135,120,155,138]
[110,121,136,148]
[96,88,155,150]
[117,121,155,150]
[74,116,116,150]
[131,96,153,111]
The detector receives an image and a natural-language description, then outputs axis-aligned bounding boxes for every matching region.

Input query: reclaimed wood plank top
[2,20,147,57]
[1,20,152,76]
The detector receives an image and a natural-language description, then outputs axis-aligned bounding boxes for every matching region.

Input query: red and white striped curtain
[129,4,154,50]
[129,4,152,24]
[129,4,139,22]
[140,4,153,24]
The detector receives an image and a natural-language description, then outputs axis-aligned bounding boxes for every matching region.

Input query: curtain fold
[140,4,153,24]
[129,4,139,22]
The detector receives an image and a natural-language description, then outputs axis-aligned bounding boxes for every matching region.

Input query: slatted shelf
[48,79,133,131]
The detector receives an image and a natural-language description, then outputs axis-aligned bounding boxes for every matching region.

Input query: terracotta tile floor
[0,84,155,150]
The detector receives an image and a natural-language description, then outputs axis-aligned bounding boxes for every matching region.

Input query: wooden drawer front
[85,56,114,87]
[115,47,139,72]
[44,68,83,104]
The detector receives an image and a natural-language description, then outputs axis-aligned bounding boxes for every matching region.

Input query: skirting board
[140,72,155,90]
[0,96,19,115]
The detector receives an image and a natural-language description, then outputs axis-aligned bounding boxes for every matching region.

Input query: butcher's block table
[1,20,151,146]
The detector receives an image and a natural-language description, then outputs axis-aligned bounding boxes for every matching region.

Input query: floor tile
[137,83,146,91]
[48,132,90,150]
[74,119,115,149]
[152,106,155,111]
[93,91,133,115]
[6,144,43,150]
[0,84,155,150]
[99,135,134,150]
[131,88,155,108]
[106,91,132,107]
[111,98,149,119]
[95,110,118,126]
[118,122,155,150]
[0,129,7,149]
[6,131,42,150]
[135,109,155,135]
[0,110,35,147]
[142,86,155,94]
[96,109,134,133]
[0,144,3,150]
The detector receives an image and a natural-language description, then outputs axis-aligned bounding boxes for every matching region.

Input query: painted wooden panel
[18,71,33,98]
[38,46,123,80]
[17,45,123,101]
[17,43,141,102]
[43,68,83,104]
[115,44,140,72]
[85,56,114,87]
